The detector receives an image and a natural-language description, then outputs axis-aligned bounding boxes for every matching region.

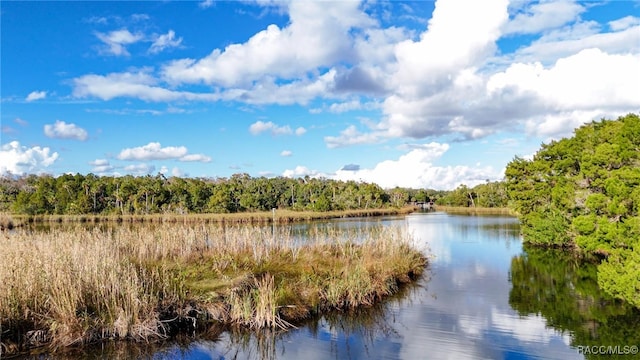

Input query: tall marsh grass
[435,205,516,216]
[0,222,427,355]
[12,207,417,225]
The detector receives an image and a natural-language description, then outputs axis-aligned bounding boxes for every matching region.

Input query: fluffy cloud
[44,120,88,141]
[95,29,143,56]
[371,0,508,141]
[393,0,508,98]
[178,154,212,162]
[0,141,59,175]
[334,1,640,144]
[280,150,292,157]
[312,99,381,114]
[117,142,211,162]
[161,1,373,87]
[149,30,182,54]
[324,125,385,148]
[72,71,219,102]
[69,0,639,145]
[509,22,640,64]
[118,142,185,161]
[159,165,185,177]
[488,49,640,138]
[249,121,306,136]
[282,165,321,178]
[332,143,499,189]
[25,90,47,102]
[123,163,155,175]
[282,143,500,190]
[502,0,585,35]
[89,159,115,174]
[609,16,640,31]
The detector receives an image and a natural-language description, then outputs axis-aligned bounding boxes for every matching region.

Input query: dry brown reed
[0,221,427,355]
[11,207,417,225]
[0,212,16,230]
[435,205,516,216]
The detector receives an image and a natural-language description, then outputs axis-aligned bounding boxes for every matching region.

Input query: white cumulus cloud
[179,154,212,162]
[149,30,182,54]
[118,142,188,161]
[324,125,385,148]
[95,28,144,56]
[282,165,322,178]
[282,142,500,190]
[280,150,292,157]
[161,1,373,87]
[332,143,499,189]
[123,163,155,175]
[117,142,211,163]
[44,120,88,141]
[89,159,115,174]
[72,71,220,102]
[249,121,306,136]
[503,0,585,35]
[0,141,59,175]
[26,90,47,102]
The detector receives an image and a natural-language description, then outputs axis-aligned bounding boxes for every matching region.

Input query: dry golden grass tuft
[0,212,15,230]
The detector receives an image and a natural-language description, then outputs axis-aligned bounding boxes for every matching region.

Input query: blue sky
[1,0,639,190]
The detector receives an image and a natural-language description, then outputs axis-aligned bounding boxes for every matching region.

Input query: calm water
[25,212,640,359]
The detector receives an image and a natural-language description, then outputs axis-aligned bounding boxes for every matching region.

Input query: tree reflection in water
[509,245,640,359]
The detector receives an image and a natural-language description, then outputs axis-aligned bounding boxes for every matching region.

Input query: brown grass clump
[0,222,427,355]
[0,213,16,230]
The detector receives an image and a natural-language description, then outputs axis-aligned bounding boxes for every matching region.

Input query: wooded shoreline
[7,206,418,227]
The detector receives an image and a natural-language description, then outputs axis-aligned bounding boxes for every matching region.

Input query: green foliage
[598,248,640,309]
[505,113,640,308]
[436,181,509,208]
[0,172,422,216]
[509,245,640,355]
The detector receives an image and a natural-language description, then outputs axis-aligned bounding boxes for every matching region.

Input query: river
[21,211,640,359]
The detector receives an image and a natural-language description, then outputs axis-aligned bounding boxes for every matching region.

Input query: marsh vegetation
[0,222,426,355]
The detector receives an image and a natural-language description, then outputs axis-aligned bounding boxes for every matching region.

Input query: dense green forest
[505,113,640,307]
[0,173,445,215]
[435,181,509,208]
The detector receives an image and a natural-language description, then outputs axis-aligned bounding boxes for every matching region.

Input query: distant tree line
[0,173,446,215]
[434,181,509,208]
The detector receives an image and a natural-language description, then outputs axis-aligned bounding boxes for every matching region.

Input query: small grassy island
[0,221,427,355]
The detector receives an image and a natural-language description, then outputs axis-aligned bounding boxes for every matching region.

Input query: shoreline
[9,206,418,226]
[434,205,516,216]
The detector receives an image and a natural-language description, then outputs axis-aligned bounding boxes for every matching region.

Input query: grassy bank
[11,207,417,225]
[435,206,516,216]
[0,223,427,355]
